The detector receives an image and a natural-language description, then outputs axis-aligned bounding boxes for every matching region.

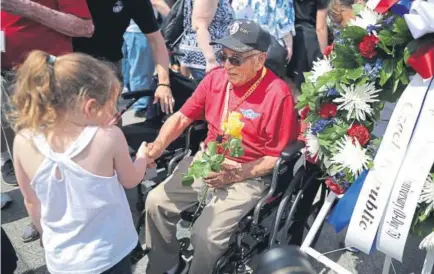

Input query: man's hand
[203,160,242,188]
[146,141,166,161]
[154,85,175,114]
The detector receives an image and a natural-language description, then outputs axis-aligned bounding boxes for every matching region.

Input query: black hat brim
[210,36,254,53]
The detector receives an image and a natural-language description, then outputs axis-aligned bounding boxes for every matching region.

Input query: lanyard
[219,67,267,134]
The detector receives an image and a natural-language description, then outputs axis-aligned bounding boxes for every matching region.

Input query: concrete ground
[1,107,430,274]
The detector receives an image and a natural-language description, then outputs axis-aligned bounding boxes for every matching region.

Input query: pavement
[1,105,430,274]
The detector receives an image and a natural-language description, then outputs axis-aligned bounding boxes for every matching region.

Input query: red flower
[358,35,380,59]
[319,103,338,119]
[300,106,310,120]
[324,44,334,57]
[325,177,345,195]
[347,124,370,146]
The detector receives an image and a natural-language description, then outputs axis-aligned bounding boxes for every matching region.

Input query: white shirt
[31,126,138,274]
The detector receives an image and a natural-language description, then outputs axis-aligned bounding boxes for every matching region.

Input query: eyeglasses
[217,51,261,66]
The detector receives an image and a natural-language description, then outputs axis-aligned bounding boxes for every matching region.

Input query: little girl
[10,50,150,273]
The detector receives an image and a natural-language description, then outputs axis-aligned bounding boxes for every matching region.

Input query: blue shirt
[232,0,296,40]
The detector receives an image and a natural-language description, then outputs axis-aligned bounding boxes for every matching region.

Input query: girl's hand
[137,142,149,159]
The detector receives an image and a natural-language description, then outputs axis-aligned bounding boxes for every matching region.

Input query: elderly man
[143,19,299,274]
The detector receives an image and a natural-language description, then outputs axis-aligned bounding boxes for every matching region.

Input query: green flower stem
[188,141,231,231]
[189,184,210,231]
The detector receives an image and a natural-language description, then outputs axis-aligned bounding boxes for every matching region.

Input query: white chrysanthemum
[420,231,434,251]
[333,82,380,121]
[349,6,383,30]
[331,135,371,177]
[308,58,333,83]
[419,174,434,216]
[306,130,322,160]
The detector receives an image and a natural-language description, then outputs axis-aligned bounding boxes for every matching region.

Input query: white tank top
[30,126,138,274]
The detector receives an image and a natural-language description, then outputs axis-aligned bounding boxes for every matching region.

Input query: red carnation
[358,35,380,59]
[300,106,311,120]
[319,103,338,119]
[324,44,334,57]
[325,177,345,195]
[347,124,370,146]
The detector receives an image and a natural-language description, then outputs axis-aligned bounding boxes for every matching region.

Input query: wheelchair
[119,69,326,272]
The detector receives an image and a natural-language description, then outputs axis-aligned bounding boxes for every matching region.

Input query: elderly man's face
[220,48,267,87]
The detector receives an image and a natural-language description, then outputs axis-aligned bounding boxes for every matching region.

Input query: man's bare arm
[2,0,94,37]
[147,112,194,159]
[151,0,171,17]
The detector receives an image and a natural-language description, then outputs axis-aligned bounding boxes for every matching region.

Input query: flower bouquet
[181,112,245,226]
[296,4,415,194]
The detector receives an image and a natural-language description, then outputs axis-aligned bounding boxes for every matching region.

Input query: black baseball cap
[210,19,271,53]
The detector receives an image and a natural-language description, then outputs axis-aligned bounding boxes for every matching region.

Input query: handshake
[136,141,165,168]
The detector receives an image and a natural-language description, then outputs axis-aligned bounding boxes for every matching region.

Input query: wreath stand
[300,192,434,274]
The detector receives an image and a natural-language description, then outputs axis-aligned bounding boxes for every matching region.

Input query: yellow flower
[222,112,244,139]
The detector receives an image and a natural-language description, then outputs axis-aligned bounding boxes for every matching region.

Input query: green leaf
[212,154,225,164]
[379,30,394,46]
[379,59,394,86]
[346,67,364,81]
[352,3,364,15]
[211,162,221,172]
[229,138,242,149]
[315,69,343,90]
[340,26,367,43]
[301,82,315,94]
[333,44,361,69]
[357,76,369,86]
[230,147,245,158]
[393,17,411,40]
[378,41,394,56]
[207,141,217,156]
[202,153,211,161]
[182,175,195,186]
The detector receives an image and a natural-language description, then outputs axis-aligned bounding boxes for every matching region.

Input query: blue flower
[385,16,395,25]
[335,38,345,45]
[311,119,335,135]
[327,88,340,97]
[374,58,383,69]
[364,59,383,80]
[367,24,377,34]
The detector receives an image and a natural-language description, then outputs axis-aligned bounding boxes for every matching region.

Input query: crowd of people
[1,0,361,273]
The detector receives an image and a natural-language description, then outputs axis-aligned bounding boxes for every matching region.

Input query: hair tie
[47,55,57,65]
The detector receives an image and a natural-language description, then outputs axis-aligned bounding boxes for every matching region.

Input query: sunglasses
[217,51,261,66]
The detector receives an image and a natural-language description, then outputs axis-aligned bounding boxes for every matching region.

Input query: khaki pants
[145,154,268,274]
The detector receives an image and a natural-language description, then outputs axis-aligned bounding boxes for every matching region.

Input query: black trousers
[1,227,18,274]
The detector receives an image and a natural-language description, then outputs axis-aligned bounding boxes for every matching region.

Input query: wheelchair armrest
[121,89,155,100]
[280,140,305,162]
[252,141,305,226]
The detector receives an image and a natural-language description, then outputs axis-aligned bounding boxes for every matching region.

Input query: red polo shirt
[1,0,91,70]
[180,68,299,163]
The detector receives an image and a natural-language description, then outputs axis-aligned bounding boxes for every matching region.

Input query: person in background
[11,51,151,274]
[1,0,93,243]
[328,0,363,27]
[287,0,330,92]
[231,0,295,63]
[178,0,233,81]
[73,0,175,115]
[122,19,158,118]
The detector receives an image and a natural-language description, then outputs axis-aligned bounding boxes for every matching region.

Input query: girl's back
[10,51,150,273]
[15,126,137,273]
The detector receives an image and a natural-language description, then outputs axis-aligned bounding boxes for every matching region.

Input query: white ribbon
[345,74,429,254]
[377,78,434,261]
[404,0,434,39]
